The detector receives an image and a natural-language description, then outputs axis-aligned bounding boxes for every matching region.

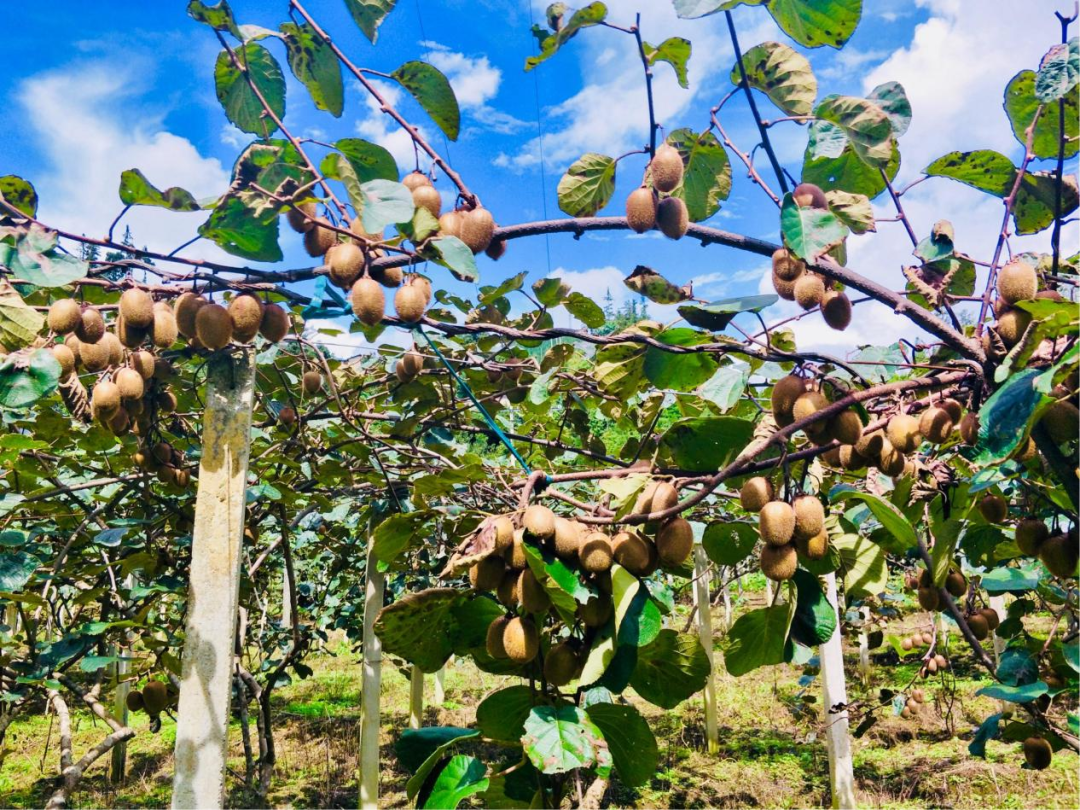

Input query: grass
[1,600,1076,809]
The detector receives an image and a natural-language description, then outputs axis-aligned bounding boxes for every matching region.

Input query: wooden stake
[171,349,256,810]
[111,647,129,783]
[359,542,385,810]
[692,547,719,754]
[409,665,424,730]
[819,572,856,809]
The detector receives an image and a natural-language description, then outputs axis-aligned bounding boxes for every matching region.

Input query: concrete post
[692,547,719,754]
[819,572,856,809]
[409,665,424,730]
[359,542,385,810]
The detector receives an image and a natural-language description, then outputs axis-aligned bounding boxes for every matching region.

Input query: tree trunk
[819,572,856,809]
[359,542,385,810]
[692,547,719,753]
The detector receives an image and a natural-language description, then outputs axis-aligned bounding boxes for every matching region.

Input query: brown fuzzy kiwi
[518,568,552,613]
[460,207,496,253]
[613,530,652,575]
[48,299,82,334]
[771,375,805,421]
[490,516,514,555]
[772,271,797,301]
[438,210,464,239]
[821,290,852,331]
[120,289,155,329]
[174,293,207,338]
[402,171,432,191]
[52,344,76,376]
[830,409,863,445]
[650,143,684,192]
[771,248,805,282]
[1039,532,1079,578]
[109,331,131,366]
[967,613,990,641]
[371,265,405,288]
[953,410,976,445]
[303,218,337,257]
[1015,518,1049,557]
[579,592,613,627]
[227,295,263,343]
[108,408,130,436]
[821,447,842,466]
[579,532,613,573]
[158,390,178,414]
[64,334,82,365]
[259,304,291,342]
[125,690,145,713]
[739,477,773,512]
[626,186,658,233]
[656,517,693,567]
[544,641,580,687]
[148,302,176,349]
[394,359,415,383]
[793,182,828,209]
[142,681,169,715]
[76,307,106,344]
[794,274,826,310]
[759,501,796,546]
[507,530,528,570]
[485,616,510,659]
[399,351,424,379]
[978,494,1008,524]
[1023,736,1053,770]
[997,259,1038,304]
[1042,399,1080,445]
[917,586,940,611]
[796,529,829,561]
[919,406,953,444]
[996,307,1032,347]
[496,570,520,607]
[195,304,233,350]
[327,243,365,289]
[523,505,556,543]
[286,201,317,233]
[485,239,507,260]
[552,517,581,559]
[877,441,907,477]
[887,414,921,454]
[502,617,539,664]
[918,568,933,589]
[636,480,678,516]
[351,277,386,326]
[412,185,442,219]
[656,196,689,239]
[80,338,111,373]
[940,398,963,423]
[978,607,1000,631]
[394,284,427,323]
[945,570,967,598]
[793,390,830,437]
[115,367,145,400]
[760,543,797,581]
[469,554,504,592]
[117,314,148,349]
[301,370,323,395]
[91,382,121,419]
[854,431,885,460]
[792,496,825,542]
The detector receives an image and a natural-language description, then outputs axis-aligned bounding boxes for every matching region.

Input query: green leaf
[789,568,836,646]
[731,41,816,116]
[526,3,608,70]
[398,725,477,774]
[1005,70,1079,160]
[0,223,89,288]
[982,565,1041,594]
[969,713,1002,759]
[867,81,911,136]
[975,368,1045,464]
[833,491,918,553]
[187,0,242,38]
[802,121,900,198]
[814,94,893,168]
[928,518,961,587]
[660,416,754,473]
[429,236,479,283]
[924,150,1015,196]
[344,0,397,44]
[523,544,586,625]
[766,0,863,49]
[0,549,39,591]
[585,703,658,788]
[630,629,710,707]
[360,179,414,233]
[475,685,536,743]
[976,681,1048,704]
[611,565,662,650]
[374,588,462,672]
[675,0,765,18]
[697,364,749,411]
[333,138,399,183]
[392,61,460,141]
[0,349,62,410]
[533,277,571,307]
[667,129,732,222]
[1035,38,1079,102]
[702,521,757,566]
[423,755,488,810]
[723,603,793,676]
[998,647,1039,686]
[0,279,46,351]
[831,531,888,598]
[824,189,874,234]
[678,294,778,331]
[1014,170,1079,235]
[643,329,719,391]
[521,705,606,774]
[565,292,606,328]
[623,265,691,304]
[557,153,616,217]
[118,169,200,212]
[214,43,286,137]
[280,22,344,117]
[780,192,849,261]
[372,511,433,563]
[644,37,692,89]
[0,175,38,217]
[198,195,281,262]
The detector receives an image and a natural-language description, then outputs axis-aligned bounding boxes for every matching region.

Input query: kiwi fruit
[106,333,124,367]
[195,304,233,350]
[945,570,967,598]
[996,308,1032,347]
[626,186,658,233]
[1015,518,1049,556]
[397,351,424,381]
[830,409,863,445]
[613,530,652,575]
[108,408,130,436]
[115,367,145,400]
[349,216,382,244]
[260,304,291,342]
[650,143,684,192]
[142,681,169,715]
[579,592,613,627]
[792,496,825,541]
[226,294,263,343]
[552,517,581,559]
[636,480,678,516]
[91,380,121,417]
[76,307,105,344]
[523,505,556,543]
[794,274,826,310]
[117,314,147,349]
[394,284,427,323]
[967,613,990,641]
[821,447,842,466]
[485,616,510,659]
[485,239,507,260]
[917,586,940,611]
[303,218,337,257]
[760,543,797,581]
[47,298,82,334]
[351,278,385,326]
[490,516,514,554]
[772,271,797,301]
[793,390,829,436]
[959,412,980,445]
[327,243,365,289]
[174,293,207,338]
[145,302,176,348]
[63,334,82,364]
[739,477,773,512]
[438,210,464,239]
[460,207,496,253]
[402,171,431,192]
[821,290,852,330]
[657,517,693,567]
[854,431,885,460]
[793,182,828,209]
[296,370,321,396]
[887,414,921,453]
[771,248,805,282]
[1023,736,1053,770]
[939,398,962,423]
[395,359,416,383]
[978,494,1008,524]
[978,607,1000,631]
[51,344,75,376]
[997,260,1038,304]
[518,568,551,613]
[796,528,829,561]
[507,530,528,570]
[919,406,953,444]
[771,375,805,421]
[286,201,317,233]
[502,617,539,664]
[545,641,580,687]
[372,265,404,288]
[125,690,145,713]
[656,196,689,240]
[120,289,155,329]
[877,441,907,477]
[80,338,111,373]
[1039,532,1079,578]
[1042,399,1079,445]
[759,501,796,546]
[496,570,520,607]
[412,185,442,219]
[579,532,613,573]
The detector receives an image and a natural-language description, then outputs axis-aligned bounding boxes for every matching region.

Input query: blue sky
[1,0,1075,357]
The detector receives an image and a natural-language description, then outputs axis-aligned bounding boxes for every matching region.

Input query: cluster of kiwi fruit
[125,679,176,718]
[394,349,426,383]
[486,359,532,404]
[625,143,690,240]
[1014,518,1079,578]
[769,374,881,460]
[899,687,927,718]
[1040,372,1080,446]
[903,567,967,613]
[771,247,852,331]
[989,258,1067,349]
[740,479,829,581]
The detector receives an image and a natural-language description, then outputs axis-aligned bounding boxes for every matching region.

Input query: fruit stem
[630,15,658,157]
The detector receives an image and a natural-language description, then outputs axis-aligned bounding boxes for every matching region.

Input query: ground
[1,585,1077,809]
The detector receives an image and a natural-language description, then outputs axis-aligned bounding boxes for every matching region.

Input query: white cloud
[550,264,681,327]
[304,317,412,360]
[422,44,501,109]
[355,79,435,172]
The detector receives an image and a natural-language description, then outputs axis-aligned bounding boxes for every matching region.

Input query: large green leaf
[521,705,607,774]
[1014,170,1080,235]
[372,510,434,562]
[766,0,863,49]
[678,294,778,331]
[924,150,1015,196]
[832,491,918,552]
[780,192,849,261]
[428,236,479,283]
[344,0,397,43]
[788,568,836,646]
[702,521,757,566]
[333,138,399,183]
[565,293,606,328]
[1035,37,1079,102]
[697,364,749,411]
[723,603,793,676]
[975,368,1045,464]
[359,179,414,233]
[623,265,691,304]
[280,22,343,117]
[976,681,1048,704]
[0,224,89,288]
[629,629,709,707]
[198,195,281,262]
[0,549,39,591]
[802,121,900,198]
[392,61,460,141]
[813,94,893,168]
[667,129,732,222]
[422,755,488,810]
[0,175,38,217]
[187,0,242,38]
[214,43,285,137]
[731,41,816,116]
[523,543,584,625]
[525,3,608,70]
[643,37,692,89]
[675,0,765,18]
[397,726,477,774]
[612,565,662,650]
[830,531,888,598]
[374,588,462,672]
[867,81,911,136]
[0,280,45,351]
[557,153,616,217]
[1005,69,1079,160]
[660,416,754,473]
[824,189,874,234]
[585,703,658,788]
[642,328,719,391]
[475,685,537,743]
[118,169,201,212]
[0,349,62,410]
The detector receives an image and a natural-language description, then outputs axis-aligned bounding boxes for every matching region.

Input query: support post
[989,595,1007,668]
[409,665,424,730]
[111,649,130,783]
[359,541,385,810]
[721,568,733,632]
[281,565,293,629]
[171,349,256,810]
[857,606,871,688]
[819,572,856,810]
[433,660,448,707]
[692,547,719,754]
